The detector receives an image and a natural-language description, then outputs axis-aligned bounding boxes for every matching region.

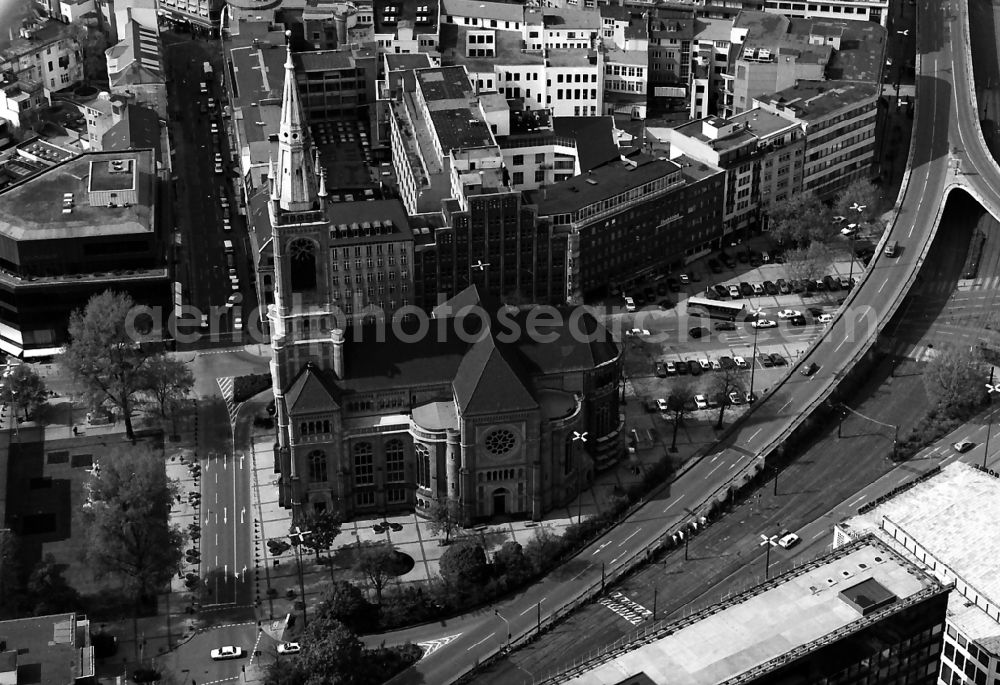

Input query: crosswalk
[216,377,239,424]
[598,591,652,626]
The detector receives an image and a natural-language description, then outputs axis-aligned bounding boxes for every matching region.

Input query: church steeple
[274,36,316,212]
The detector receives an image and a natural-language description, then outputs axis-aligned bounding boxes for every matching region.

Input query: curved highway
[379,2,1000,682]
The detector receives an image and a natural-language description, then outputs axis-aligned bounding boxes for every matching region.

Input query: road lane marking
[570,564,592,581]
[879,277,889,293]
[592,540,611,555]
[748,427,763,442]
[417,634,462,658]
[705,462,724,480]
[618,529,641,547]
[467,633,495,651]
[610,553,626,565]
[835,336,849,352]
[779,399,793,412]
[812,530,827,540]
[520,598,545,616]
[663,499,679,513]
[848,494,867,507]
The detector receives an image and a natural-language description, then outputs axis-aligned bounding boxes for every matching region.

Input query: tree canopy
[141,356,193,417]
[767,191,833,246]
[81,441,183,605]
[833,178,882,226]
[425,497,462,545]
[784,241,834,285]
[353,541,398,605]
[923,346,989,419]
[0,364,47,421]
[439,539,489,588]
[301,510,342,562]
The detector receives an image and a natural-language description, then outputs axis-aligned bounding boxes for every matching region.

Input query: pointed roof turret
[274,37,316,213]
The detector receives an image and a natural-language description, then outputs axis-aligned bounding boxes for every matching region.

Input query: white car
[211,646,244,660]
[711,360,722,371]
[776,309,802,320]
[751,319,777,329]
[694,394,709,410]
[817,313,835,324]
[952,440,975,453]
[728,285,741,298]
[226,292,241,309]
[728,391,743,405]
[656,398,669,412]
[778,533,801,549]
[234,315,243,331]
[211,122,219,134]
[214,163,224,174]
[628,328,651,336]
[277,642,300,655]
[698,359,711,371]
[214,153,222,164]
[624,296,636,313]
[733,356,748,369]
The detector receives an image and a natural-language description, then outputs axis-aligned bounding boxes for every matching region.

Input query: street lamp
[288,526,312,628]
[494,609,511,651]
[572,431,588,523]
[759,533,779,580]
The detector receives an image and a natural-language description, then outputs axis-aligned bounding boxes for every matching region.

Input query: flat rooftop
[672,117,758,152]
[841,462,1000,614]
[556,538,943,684]
[531,157,682,217]
[756,80,879,121]
[440,25,544,69]
[728,107,799,138]
[441,0,524,23]
[0,151,154,241]
[326,198,413,244]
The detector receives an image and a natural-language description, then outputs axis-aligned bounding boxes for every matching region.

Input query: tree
[299,615,365,685]
[0,364,47,421]
[492,540,531,585]
[666,382,695,451]
[439,540,489,589]
[315,580,377,633]
[766,191,833,246]
[923,345,988,419]
[301,510,341,564]
[784,241,834,285]
[522,525,565,575]
[141,355,193,417]
[425,497,462,545]
[69,22,110,83]
[26,554,81,616]
[353,541,397,605]
[81,442,183,615]
[264,659,306,685]
[833,178,882,226]
[61,291,161,441]
[710,367,746,429]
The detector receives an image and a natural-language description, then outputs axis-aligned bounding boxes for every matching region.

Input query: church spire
[274,36,316,212]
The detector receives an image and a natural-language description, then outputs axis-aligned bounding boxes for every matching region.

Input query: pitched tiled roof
[453,334,537,416]
[285,364,341,412]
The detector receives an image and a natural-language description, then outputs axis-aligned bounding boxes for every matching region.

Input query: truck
[203,61,213,80]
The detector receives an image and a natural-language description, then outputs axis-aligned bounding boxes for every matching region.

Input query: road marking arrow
[239,453,245,469]
[591,541,612,555]
[417,633,461,658]
[240,506,245,524]
[224,507,228,524]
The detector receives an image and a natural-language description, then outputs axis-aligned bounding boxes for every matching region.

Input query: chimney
[331,328,345,378]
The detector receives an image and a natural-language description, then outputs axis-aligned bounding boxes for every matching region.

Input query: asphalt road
[164,36,252,349]
[475,176,989,683]
[374,1,1000,682]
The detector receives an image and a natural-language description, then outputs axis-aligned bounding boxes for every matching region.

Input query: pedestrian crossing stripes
[216,377,239,424]
[598,591,652,626]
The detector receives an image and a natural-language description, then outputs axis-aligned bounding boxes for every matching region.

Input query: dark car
[769,352,786,366]
[759,354,774,368]
[749,251,762,267]
[675,360,689,375]
[644,399,659,413]
[721,253,737,268]
[655,362,668,378]
[763,280,779,295]
[656,281,669,296]
[667,277,681,292]
[713,284,730,299]
[687,360,702,375]
[791,279,806,294]
[823,275,840,292]
[719,356,736,369]
[689,326,709,339]
[715,321,736,331]
[707,259,723,273]
[806,280,819,293]
[740,282,754,297]
[777,279,790,295]
[789,314,807,327]
[801,362,819,376]
[658,298,674,309]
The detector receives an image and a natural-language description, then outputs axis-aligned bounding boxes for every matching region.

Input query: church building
[265,44,626,524]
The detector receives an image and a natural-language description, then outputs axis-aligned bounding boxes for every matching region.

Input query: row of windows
[766,1,873,14]
[510,153,546,166]
[301,420,331,436]
[331,257,406,270]
[332,272,399,284]
[339,244,396,258]
[332,287,407,301]
[512,170,546,185]
[478,468,523,482]
[605,65,644,77]
[556,88,598,100]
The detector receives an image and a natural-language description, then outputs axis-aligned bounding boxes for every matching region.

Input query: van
[884,240,898,257]
[761,251,771,263]
[223,240,234,254]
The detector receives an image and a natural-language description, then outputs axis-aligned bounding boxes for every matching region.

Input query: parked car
[733,356,748,369]
[776,309,802,319]
[707,259,723,273]
[817,313,835,324]
[713,284,730,299]
[698,358,712,371]
[655,362,667,378]
[658,299,674,309]
[789,315,807,327]
[813,278,827,292]
[665,361,677,375]
[800,362,819,376]
[777,279,790,294]
[277,642,301,655]
[737,251,750,264]
[759,354,774,368]
[790,279,806,294]
[749,252,762,267]
[763,280,779,295]
[667,277,681,292]
[721,253,737,268]
[694,394,709,410]
[679,273,691,285]
[740,282,754,297]
[715,321,736,331]
[687,360,702,375]
[823,275,841,291]
[745,391,758,403]
[839,275,853,289]
[656,398,670,412]
[624,296,636,312]
[675,361,689,375]
[728,391,744,405]
[719,356,736,369]
[728,285,741,298]
[752,282,765,295]
[769,352,786,366]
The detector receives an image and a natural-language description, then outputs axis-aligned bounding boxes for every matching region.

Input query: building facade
[0,20,84,96]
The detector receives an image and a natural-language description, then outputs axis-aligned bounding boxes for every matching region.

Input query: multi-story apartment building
[301,0,440,56]
[498,131,580,191]
[763,0,889,27]
[530,153,725,300]
[541,536,948,684]
[688,16,731,118]
[722,11,886,116]
[603,49,647,118]
[755,80,878,198]
[156,0,224,33]
[836,463,1000,685]
[296,47,380,122]
[0,74,46,131]
[647,8,695,108]
[665,109,803,238]
[105,20,167,118]
[0,20,84,96]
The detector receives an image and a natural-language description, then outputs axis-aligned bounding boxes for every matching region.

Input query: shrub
[233,373,272,404]
[316,581,378,633]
